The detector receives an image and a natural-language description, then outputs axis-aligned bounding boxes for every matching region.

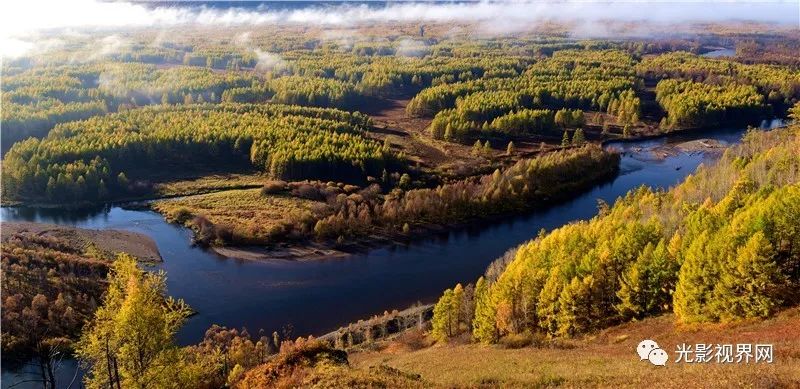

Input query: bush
[293,184,326,201]
[499,331,535,349]
[395,328,430,351]
[170,207,193,224]
[261,180,288,195]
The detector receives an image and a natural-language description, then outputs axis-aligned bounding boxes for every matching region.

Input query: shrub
[170,207,193,224]
[261,180,288,195]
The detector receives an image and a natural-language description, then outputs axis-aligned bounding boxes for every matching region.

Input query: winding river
[0,119,784,387]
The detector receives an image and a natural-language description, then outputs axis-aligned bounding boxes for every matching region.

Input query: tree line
[1,104,390,203]
[2,63,256,150]
[655,79,767,128]
[431,124,800,343]
[162,145,620,247]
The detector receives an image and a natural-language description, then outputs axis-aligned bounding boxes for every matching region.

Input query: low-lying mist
[2,0,798,58]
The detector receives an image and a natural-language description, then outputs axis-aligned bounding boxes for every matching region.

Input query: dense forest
[431,124,800,343]
[410,49,641,141]
[3,15,800,388]
[1,63,256,149]
[1,104,390,203]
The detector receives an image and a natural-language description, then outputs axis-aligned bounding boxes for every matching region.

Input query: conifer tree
[471,277,497,344]
[472,140,482,155]
[556,276,593,337]
[673,232,719,323]
[714,232,784,321]
[431,289,454,342]
[506,141,515,155]
[561,130,571,147]
[572,128,585,146]
[77,254,192,388]
[451,283,465,334]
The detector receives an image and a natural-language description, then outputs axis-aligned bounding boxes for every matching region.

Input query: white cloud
[2,0,798,58]
[254,49,286,73]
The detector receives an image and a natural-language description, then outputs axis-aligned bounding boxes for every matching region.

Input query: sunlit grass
[352,310,800,388]
[153,188,320,244]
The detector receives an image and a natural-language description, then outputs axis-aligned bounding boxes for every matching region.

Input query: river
[0,119,784,388]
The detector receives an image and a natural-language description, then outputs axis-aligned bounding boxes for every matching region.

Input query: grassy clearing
[153,172,267,198]
[351,309,800,388]
[152,188,320,244]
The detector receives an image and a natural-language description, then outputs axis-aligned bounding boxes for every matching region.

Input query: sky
[1,0,798,58]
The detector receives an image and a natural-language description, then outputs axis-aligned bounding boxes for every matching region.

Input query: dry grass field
[350,309,800,388]
[152,188,319,243]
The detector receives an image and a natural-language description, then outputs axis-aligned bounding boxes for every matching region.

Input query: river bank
[1,221,162,262]
[0,119,785,389]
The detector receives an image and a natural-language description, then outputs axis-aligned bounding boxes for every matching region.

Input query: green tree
[555,276,593,337]
[714,232,785,321]
[572,128,585,146]
[431,289,454,342]
[616,241,677,320]
[561,130,571,147]
[673,232,718,323]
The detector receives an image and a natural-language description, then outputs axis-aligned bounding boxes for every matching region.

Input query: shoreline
[1,117,782,210]
[2,121,785,264]
[197,163,621,263]
[1,221,162,262]
[197,133,745,263]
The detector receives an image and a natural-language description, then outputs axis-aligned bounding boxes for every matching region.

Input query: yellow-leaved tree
[76,254,193,389]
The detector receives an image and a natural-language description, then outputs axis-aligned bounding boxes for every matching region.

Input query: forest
[154,145,619,246]
[431,123,800,343]
[1,104,389,203]
[2,15,800,388]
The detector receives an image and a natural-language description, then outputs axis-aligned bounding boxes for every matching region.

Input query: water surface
[0,119,783,388]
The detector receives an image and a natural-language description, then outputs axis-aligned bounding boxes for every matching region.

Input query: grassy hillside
[351,309,800,388]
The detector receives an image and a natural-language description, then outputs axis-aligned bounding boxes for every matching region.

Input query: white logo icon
[637,339,668,366]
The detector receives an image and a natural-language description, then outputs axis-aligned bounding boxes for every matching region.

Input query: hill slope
[352,308,800,388]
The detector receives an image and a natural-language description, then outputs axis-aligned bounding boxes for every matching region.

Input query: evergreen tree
[561,131,571,147]
[572,128,585,146]
[431,289,454,342]
[714,232,785,321]
[673,232,718,323]
[616,241,677,320]
[472,140,482,155]
[471,277,497,344]
[77,254,192,389]
[482,140,492,154]
[451,284,465,333]
[555,276,593,337]
[506,141,515,155]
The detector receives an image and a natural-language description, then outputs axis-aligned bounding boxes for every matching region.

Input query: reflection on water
[0,119,784,388]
